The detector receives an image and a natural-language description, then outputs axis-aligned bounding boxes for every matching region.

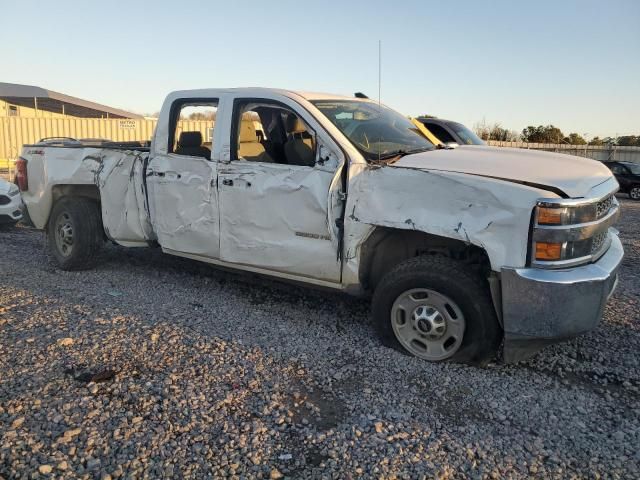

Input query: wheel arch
[46,184,101,229]
[358,226,493,292]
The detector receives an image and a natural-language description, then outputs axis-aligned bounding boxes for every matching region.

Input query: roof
[294,90,370,101]
[165,87,369,103]
[0,82,143,119]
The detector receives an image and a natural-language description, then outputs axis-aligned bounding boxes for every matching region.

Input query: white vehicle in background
[17,88,623,364]
[0,178,23,225]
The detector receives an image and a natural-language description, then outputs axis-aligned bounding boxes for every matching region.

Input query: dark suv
[603,161,640,200]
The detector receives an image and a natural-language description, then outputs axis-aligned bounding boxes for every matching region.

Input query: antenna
[378,40,382,107]
[378,39,381,162]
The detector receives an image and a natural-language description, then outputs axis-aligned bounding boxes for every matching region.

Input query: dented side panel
[89,150,154,245]
[146,154,219,258]
[218,161,342,282]
[342,164,554,286]
[20,146,153,245]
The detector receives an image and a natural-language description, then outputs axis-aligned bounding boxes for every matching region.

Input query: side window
[609,164,623,174]
[424,123,456,143]
[233,100,316,167]
[168,99,218,159]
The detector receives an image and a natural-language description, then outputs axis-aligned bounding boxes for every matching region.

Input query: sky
[1,0,639,138]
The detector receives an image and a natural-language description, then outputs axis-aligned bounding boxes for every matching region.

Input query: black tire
[47,197,103,270]
[372,255,502,365]
[629,185,640,201]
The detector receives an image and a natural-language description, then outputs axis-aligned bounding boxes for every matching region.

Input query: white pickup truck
[17,88,623,364]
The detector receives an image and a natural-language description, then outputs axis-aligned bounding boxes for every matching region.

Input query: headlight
[8,184,20,197]
[531,193,619,268]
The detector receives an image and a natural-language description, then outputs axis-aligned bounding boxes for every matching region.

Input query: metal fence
[0,117,212,176]
[2,117,639,177]
[487,141,640,163]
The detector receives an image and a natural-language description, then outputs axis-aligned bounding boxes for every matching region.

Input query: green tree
[564,133,587,145]
[588,137,604,146]
[617,135,639,146]
[521,125,565,143]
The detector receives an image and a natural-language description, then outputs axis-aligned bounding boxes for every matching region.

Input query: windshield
[447,121,485,145]
[311,100,435,161]
[624,163,640,175]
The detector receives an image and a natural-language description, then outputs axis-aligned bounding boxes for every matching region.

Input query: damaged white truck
[17,88,623,364]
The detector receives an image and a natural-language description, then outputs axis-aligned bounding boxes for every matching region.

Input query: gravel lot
[1,198,639,479]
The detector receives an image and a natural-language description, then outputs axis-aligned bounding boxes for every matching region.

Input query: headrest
[239,120,258,143]
[178,131,203,148]
[285,115,307,134]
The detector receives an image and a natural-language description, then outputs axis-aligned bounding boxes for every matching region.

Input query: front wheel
[372,256,502,365]
[629,186,640,201]
[47,197,104,270]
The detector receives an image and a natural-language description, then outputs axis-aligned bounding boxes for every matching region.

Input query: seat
[238,119,273,163]
[175,131,211,158]
[284,116,315,167]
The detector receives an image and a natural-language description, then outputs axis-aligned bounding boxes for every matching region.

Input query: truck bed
[21,144,153,246]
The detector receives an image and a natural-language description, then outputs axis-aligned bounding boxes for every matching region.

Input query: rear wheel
[629,186,640,201]
[372,255,501,365]
[47,197,103,270]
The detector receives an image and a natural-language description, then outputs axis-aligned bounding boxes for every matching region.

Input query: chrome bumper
[501,230,623,363]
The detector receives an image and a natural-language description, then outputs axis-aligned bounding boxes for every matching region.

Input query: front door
[217,98,343,282]
[147,98,221,258]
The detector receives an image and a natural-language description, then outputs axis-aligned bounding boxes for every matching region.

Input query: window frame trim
[167,97,219,159]
[230,97,317,164]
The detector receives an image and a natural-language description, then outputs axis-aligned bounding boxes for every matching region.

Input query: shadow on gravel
[285,380,346,431]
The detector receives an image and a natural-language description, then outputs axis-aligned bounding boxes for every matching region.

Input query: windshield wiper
[375,147,433,163]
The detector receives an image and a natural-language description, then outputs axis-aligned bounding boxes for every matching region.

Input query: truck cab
[18,88,623,364]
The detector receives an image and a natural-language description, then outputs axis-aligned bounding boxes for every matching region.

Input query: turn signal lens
[535,242,562,261]
[537,207,563,225]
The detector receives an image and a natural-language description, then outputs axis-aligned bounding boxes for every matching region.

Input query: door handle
[222,179,233,186]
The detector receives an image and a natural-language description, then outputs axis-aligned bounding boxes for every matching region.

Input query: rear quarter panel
[22,146,153,245]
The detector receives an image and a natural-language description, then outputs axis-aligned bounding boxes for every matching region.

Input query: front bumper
[501,230,623,363]
[0,193,23,224]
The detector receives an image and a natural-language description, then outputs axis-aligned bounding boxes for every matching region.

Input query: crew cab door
[146,98,221,258]
[217,97,344,282]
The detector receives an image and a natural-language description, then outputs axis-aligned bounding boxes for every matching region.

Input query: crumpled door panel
[83,149,153,246]
[218,162,342,282]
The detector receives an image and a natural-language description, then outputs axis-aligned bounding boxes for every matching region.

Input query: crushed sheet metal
[18,146,154,246]
[218,161,342,282]
[85,150,154,244]
[342,164,554,285]
[145,154,220,258]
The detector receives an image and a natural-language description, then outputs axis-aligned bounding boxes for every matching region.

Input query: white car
[0,178,23,225]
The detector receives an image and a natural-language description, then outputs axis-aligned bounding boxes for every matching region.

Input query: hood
[391,145,614,198]
[0,178,15,195]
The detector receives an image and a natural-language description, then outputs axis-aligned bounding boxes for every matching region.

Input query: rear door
[217,96,344,282]
[146,98,221,258]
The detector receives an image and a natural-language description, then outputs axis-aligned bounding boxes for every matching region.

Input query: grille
[591,231,608,254]
[0,195,10,206]
[596,195,614,219]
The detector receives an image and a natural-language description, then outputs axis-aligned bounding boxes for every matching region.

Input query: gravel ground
[1,198,639,479]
